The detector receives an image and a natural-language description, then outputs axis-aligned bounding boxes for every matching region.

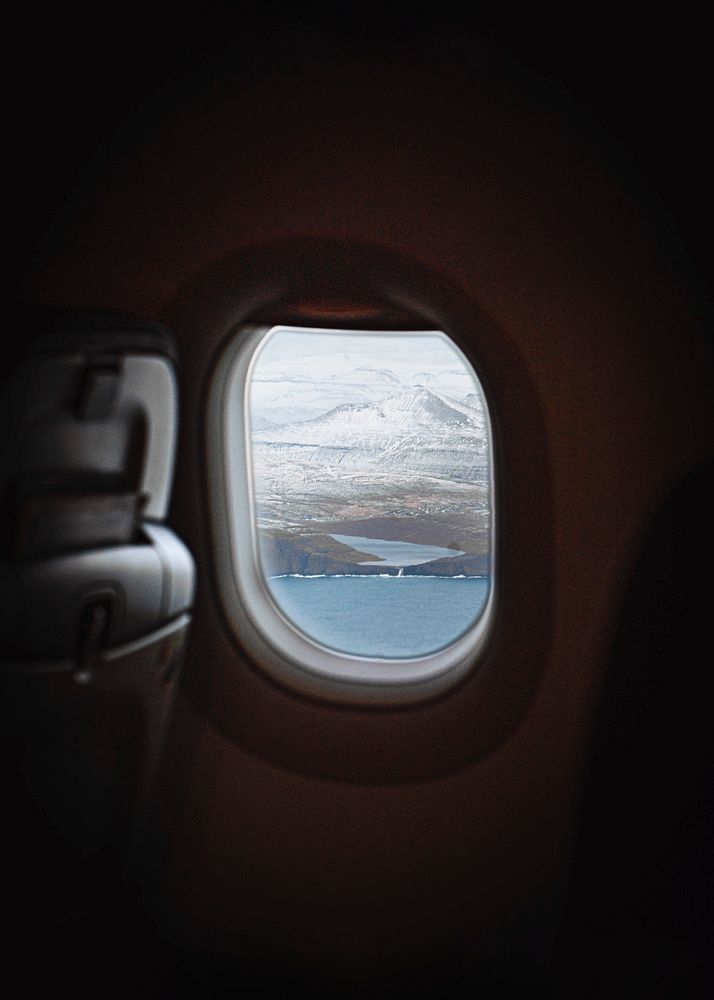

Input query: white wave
[267,573,488,580]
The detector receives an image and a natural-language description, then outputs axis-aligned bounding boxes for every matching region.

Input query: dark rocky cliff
[259,531,488,577]
[402,553,489,576]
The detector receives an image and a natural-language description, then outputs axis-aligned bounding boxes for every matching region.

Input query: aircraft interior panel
[4,13,713,998]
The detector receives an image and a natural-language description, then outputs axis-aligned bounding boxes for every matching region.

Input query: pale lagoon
[329,533,464,566]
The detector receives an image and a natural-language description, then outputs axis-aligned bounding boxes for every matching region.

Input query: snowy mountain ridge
[249,363,482,426]
[251,385,489,512]
[253,387,485,443]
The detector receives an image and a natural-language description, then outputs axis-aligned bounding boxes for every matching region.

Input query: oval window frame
[207,323,497,705]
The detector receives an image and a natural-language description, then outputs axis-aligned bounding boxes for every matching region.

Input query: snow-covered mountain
[246,329,491,537]
[461,392,484,410]
[249,367,408,425]
[251,387,489,501]
[249,361,482,426]
[256,387,484,438]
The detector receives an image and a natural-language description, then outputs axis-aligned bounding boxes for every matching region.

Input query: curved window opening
[209,324,495,702]
[250,327,491,657]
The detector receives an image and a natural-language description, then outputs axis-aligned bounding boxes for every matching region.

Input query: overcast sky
[248,326,485,424]
[253,327,472,380]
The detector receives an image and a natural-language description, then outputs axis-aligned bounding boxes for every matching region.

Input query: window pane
[247,327,492,659]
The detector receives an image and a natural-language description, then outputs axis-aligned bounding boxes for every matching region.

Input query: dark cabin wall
[9,10,714,996]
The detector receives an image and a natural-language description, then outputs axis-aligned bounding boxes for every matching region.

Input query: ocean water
[266,574,490,658]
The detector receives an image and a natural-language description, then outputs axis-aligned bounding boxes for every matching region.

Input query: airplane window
[209,325,495,702]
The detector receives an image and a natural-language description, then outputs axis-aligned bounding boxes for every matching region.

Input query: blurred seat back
[0,308,195,938]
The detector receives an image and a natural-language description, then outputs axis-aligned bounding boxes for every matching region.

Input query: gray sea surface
[266,573,489,658]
